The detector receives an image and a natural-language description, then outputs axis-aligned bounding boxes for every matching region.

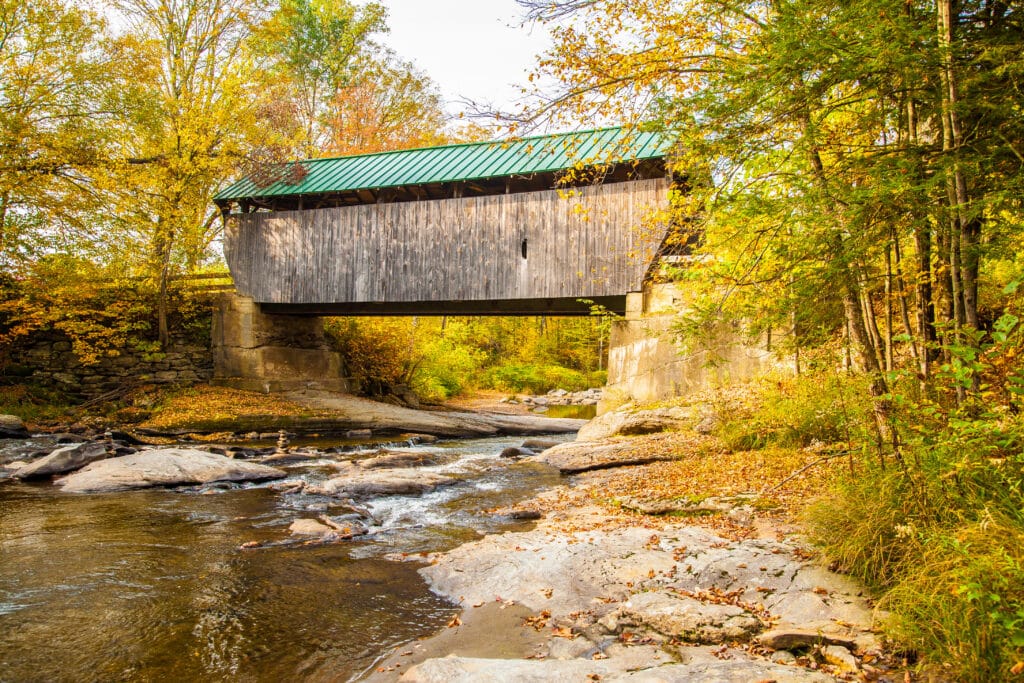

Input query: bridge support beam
[600,283,783,414]
[211,293,351,393]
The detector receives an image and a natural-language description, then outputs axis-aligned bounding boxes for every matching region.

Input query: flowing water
[0,435,568,682]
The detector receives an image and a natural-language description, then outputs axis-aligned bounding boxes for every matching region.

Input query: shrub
[807,404,1024,682]
[480,362,595,394]
[714,371,873,451]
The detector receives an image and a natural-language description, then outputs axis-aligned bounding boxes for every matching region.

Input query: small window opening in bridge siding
[521,238,528,260]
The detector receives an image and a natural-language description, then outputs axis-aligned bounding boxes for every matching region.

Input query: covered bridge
[214,127,676,316]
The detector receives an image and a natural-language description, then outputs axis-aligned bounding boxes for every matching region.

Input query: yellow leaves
[139,385,334,431]
[523,610,551,630]
[445,614,462,628]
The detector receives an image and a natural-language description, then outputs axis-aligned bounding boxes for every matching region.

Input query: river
[0,435,567,682]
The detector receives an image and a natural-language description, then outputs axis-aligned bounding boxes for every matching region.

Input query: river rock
[289,518,335,536]
[520,438,561,451]
[612,590,762,643]
[358,451,441,469]
[403,433,438,444]
[53,433,89,444]
[0,414,28,439]
[13,442,110,480]
[56,448,287,493]
[755,628,859,651]
[535,438,677,474]
[107,430,148,446]
[822,644,859,672]
[577,406,694,441]
[322,463,455,497]
[498,446,534,459]
[259,451,324,466]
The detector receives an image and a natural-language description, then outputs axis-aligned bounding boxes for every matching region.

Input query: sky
[376,0,552,116]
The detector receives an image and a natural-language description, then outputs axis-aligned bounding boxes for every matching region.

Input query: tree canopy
[0,0,455,350]
[519,0,1023,409]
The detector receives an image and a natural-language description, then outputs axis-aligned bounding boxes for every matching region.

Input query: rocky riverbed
[362,403,913,682]
[0,400,912,681]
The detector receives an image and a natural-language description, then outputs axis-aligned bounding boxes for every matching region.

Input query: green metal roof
[215,126,671,202]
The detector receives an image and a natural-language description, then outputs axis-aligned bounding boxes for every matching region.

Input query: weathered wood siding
[224,178,669,305]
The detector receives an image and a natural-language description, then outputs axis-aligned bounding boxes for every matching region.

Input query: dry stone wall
[4,331,212,399]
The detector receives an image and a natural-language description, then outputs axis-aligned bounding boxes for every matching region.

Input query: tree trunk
[913,224,938,384]
[884,242,895,372]
[937,0,979,330]
[893,235,920,364]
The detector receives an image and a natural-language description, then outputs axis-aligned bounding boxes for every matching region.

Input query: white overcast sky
[376,0,551,116]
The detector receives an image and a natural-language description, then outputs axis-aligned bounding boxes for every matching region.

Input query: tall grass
[717,370,1024,680]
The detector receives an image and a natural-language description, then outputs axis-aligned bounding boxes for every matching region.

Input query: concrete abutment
[211,293,351,393]
[600,283,786,414]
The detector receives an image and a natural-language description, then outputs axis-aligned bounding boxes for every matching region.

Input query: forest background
[3,0,1024,679]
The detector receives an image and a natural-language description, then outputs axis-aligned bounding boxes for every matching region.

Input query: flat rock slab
[286,390,587,438]
[422,525,722,618]
[615,590,762,643]
[756,627,860,651]
[400,651,836,682]
[13,442,110,480]
[535,439,677,474]
[56,448,287,493]
[577,406,695,441]
[420,519,878,642]
[322,464,456,497]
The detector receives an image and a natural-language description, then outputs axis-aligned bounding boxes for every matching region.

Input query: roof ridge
[298,125,644,165]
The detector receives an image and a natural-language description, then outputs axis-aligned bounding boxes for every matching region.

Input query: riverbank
[365,419,917,682]
[0,383,587,441]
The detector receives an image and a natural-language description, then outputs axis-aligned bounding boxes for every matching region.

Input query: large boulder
[535,437,677,474]
[0,414,28,439]
[321,462,456,496]
[56,448,287,493]
[577,406,694,441]
[13,442,110,480]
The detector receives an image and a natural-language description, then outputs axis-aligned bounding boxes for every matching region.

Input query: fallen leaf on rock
[592,651,608,660]
[523,610,551,630]
[446,615,462,628]
[541,588,553,599]
[552,626,575,639]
